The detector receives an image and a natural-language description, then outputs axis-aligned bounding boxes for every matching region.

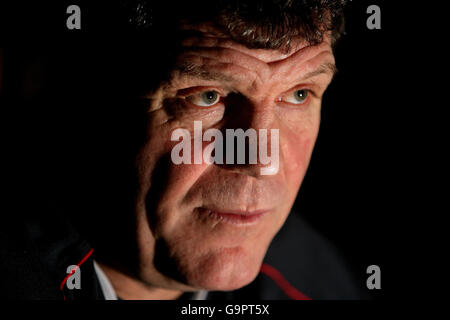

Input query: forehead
[171,23,335,85]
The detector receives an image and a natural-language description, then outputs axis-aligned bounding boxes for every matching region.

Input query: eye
[186,90,221,107]
[280,89,310,105]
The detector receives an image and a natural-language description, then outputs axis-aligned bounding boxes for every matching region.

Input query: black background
[0,0,409,301]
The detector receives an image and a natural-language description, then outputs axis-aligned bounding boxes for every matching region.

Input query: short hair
[122,0,347,51]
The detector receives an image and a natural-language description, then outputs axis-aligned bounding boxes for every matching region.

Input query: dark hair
[122,0,347,51]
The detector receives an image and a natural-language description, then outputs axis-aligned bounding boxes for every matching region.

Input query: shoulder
[0,213,104,300]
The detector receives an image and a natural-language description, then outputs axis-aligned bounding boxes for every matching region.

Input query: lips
[196,207,267,225]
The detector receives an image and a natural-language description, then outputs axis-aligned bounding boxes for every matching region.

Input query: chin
[181,246,264,291]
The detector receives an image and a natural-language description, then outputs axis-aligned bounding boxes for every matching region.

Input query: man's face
[132,23,335,291]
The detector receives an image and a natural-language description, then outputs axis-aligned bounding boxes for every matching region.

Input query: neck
[97,262,183,300]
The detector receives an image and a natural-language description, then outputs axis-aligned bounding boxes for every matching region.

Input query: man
[0,0,367,299]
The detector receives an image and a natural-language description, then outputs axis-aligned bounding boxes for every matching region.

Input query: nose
[217,94,281,177]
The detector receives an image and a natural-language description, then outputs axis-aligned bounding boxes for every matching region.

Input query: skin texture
[100,23,336,299]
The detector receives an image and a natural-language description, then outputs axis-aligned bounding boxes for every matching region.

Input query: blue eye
[186,90,221,107]
[287,89,309,104]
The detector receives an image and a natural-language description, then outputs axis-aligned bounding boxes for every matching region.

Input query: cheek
[138,143,210,237]
[287,132,315,171]
[136,114,209,199]
[282,116,320,190]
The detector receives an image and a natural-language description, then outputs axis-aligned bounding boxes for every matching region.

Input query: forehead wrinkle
[179,41,334,89]
[269,39,333,69]
[171,40,333,94]
[173,51,267,87]
[179,46,272,78]
[181,35,301,64]
[270,48,335,84]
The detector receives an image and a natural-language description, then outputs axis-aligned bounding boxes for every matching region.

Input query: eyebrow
[175,63,237,82]
[301,62,338,81]
[175,62,337,83]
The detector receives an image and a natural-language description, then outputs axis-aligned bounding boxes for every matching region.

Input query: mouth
[196,207,268,226]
